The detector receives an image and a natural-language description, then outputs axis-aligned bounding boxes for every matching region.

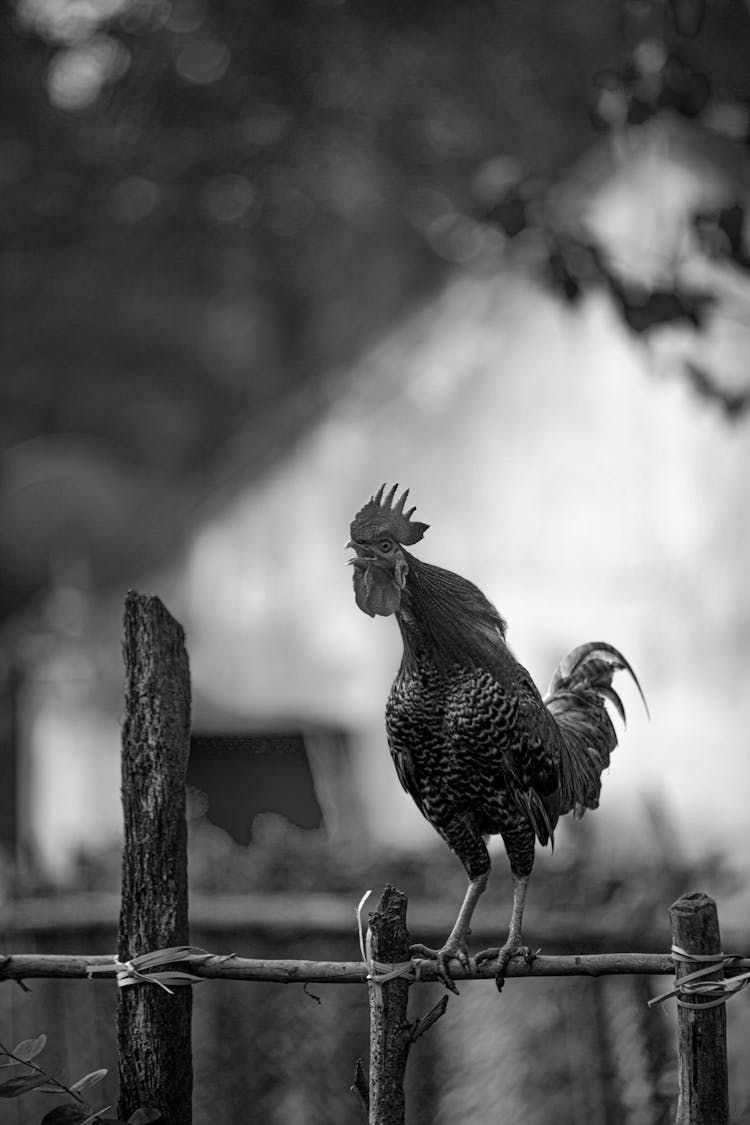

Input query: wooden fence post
[366,885,412,1125]
[669,892,729,1125]
[117,591,193,1124]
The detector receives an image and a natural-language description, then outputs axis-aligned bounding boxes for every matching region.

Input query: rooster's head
[347,483,429,617]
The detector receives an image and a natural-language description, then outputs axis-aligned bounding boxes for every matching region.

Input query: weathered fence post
[366,885,413,1125]
[117,591,193,1124]
[669,892,729,1125]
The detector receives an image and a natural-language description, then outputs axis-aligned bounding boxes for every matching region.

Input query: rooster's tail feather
[543,641,647,821]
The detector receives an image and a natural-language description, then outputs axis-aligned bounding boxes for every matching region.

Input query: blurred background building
[2,1,750,1122]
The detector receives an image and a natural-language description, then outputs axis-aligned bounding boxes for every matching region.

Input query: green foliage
[0,1033,159,1124]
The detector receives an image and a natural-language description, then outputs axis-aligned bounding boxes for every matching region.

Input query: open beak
[346,539,375,567]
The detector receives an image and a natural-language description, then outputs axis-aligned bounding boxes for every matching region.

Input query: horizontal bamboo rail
[3,950,750,985]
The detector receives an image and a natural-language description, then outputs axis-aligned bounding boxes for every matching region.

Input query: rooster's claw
[410,940,470,995]
[474,943,537,992]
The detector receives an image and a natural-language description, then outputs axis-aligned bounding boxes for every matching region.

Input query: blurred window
[188,733,326,844]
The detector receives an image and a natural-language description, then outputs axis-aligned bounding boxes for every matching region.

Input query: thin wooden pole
[669,892,729,1125]
[2,950,706,984]
[117,591,193,1124]
[366,885,412,1125]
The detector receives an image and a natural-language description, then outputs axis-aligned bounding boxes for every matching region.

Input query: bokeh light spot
[109,176,160,222]
[471,155,525,207]
[175,36,230,84]
[164,0,206,33]
[201,174,256,223]
[427,212,488,263]
[19,0,130,44]
[46,35,130,110]
[703,100,750,141]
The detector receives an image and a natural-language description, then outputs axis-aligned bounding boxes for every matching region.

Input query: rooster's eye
[379,539,393,552]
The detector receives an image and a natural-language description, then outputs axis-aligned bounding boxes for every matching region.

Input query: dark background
[3,0,750,619]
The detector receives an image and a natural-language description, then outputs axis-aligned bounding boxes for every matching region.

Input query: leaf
[69,1069,107,1094]
[0,1055,19,1068]
[11,1033,47,1062]
[0,1072,49,1097]
[129,1109,162,1123]
[40,1106,93,1124]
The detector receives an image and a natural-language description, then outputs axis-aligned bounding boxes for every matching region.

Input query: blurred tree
[475,1,750,416]
[1,0,749,617]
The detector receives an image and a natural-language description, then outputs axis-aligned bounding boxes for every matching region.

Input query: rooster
[348,483,647,993]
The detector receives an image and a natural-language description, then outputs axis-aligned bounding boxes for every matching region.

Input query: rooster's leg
[475,872,535,992]
[476,820,537,991]
[411,870,488,994]
[411,820,491,993]
[474,819,539,994]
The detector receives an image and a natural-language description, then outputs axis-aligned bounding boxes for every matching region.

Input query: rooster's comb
[350,483,429,546]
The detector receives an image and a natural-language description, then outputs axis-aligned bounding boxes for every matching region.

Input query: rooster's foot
[410,939,471,996]
[475,942,537,993]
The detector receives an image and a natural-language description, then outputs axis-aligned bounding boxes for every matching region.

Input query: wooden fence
[1,591,749,1125]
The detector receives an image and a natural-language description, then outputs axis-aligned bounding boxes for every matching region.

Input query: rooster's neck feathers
[398,554,508,673]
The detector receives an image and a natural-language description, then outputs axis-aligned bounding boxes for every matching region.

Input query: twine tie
[648,944,750,1010]
[356,891,423,985]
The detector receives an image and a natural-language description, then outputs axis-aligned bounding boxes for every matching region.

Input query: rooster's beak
[346,539,375,565]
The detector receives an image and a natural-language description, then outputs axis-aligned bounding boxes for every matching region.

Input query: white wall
[172,271,749,862]
[22,268,749,877]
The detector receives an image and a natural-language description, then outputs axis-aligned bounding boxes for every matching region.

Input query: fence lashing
[649,946,750,1010]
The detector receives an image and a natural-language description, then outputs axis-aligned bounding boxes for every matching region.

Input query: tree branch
[408,995,449,1044]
